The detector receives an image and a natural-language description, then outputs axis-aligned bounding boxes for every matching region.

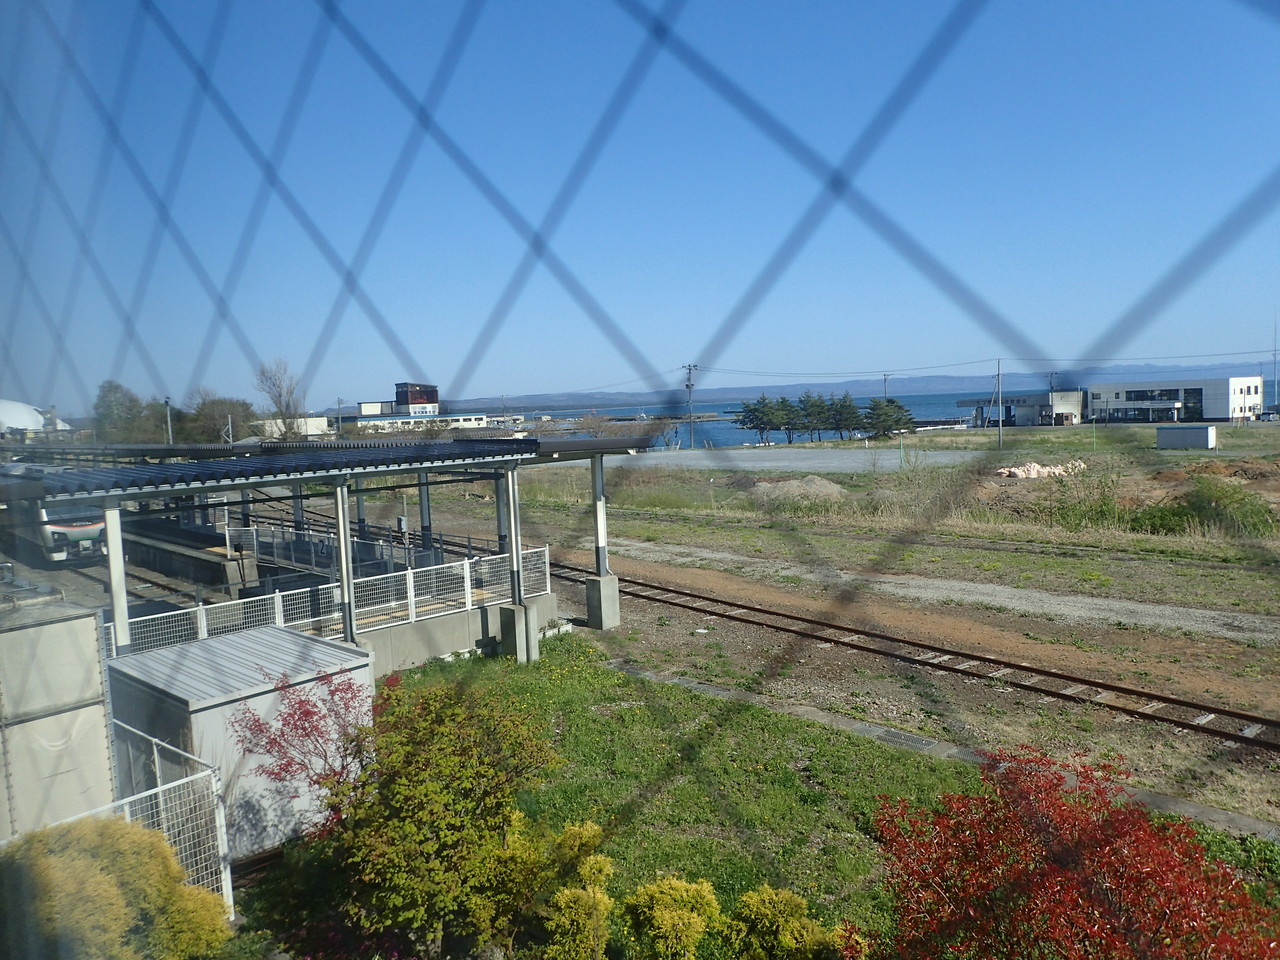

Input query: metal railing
[40,722,233,915]
[104,546,551,656]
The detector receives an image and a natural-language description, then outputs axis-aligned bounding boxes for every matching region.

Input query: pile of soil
[749,475,847,505]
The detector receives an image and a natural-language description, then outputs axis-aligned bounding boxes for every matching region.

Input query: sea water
[525,392,982,448]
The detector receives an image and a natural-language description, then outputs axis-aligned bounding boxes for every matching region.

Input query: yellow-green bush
[0,817,230,960]
[623,877,720,960]
[725,884,838,960]
[543,856,615,960]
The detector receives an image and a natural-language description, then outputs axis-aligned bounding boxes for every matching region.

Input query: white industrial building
[1084,376,1264,423]
[342,381,490,434]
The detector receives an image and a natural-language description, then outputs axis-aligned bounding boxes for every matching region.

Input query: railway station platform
[17,436,651,670]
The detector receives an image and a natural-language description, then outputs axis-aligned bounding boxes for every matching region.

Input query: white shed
[108,626,373,860]
[1156,424,1217,450]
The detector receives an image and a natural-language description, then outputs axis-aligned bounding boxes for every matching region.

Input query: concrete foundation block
[586,575,620,631]
[524,605,541,662]
[499,604,528,663]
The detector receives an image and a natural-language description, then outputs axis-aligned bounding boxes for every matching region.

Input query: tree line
[90,359,309,443]
[734,391,915,443]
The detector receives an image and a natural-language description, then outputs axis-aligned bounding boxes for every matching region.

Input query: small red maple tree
[229,670,375,825]
[853,746,1279,960]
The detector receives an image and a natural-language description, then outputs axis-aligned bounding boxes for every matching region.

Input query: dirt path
[595,536,1280,643]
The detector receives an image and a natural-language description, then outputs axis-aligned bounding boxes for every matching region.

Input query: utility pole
[1272,318,1277,414]
[883,373,890,399]
[996,358,1003,451]
[683,363,698,450]
[164,396,173,445]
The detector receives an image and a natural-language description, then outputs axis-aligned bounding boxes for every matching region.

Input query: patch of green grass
[401,634,979,927]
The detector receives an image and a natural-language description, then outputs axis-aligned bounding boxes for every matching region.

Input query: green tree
[327,678,561,957]
[735,395,774,443]
[93,380,145,442]
[865,397,914,439]
[797,390,831,441]
[774,397,801,444]
[185,389,257,443]
[829,392,864,439]
[0,817,230,960]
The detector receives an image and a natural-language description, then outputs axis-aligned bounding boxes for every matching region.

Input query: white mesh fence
[353,570,412,630]
[411,560,469,617]
[105,549,550,656]
[522,547,551,598]
[471,553,513,605]
[46,724,233,915]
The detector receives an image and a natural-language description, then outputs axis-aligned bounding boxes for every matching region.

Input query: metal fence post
[463,558,473,610]
[210,768,235,917]
[406,568,416,621]
[273,590,285,627]
[195,605,208,640]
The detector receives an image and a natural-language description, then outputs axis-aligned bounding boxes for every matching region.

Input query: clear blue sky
[2,0,1279,416]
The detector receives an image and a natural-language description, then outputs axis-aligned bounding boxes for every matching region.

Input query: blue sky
[2,0,1279,416]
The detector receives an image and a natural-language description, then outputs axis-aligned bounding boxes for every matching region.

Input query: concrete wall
[360,592,559,678]
[123,533,256,596]
[0,603,114,840]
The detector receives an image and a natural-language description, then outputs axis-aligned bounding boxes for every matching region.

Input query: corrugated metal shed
[108,626,370,713]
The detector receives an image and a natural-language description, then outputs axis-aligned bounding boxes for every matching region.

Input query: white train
[0,462,105,563]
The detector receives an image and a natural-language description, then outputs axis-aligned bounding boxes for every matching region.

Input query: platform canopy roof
[7,436,653,504]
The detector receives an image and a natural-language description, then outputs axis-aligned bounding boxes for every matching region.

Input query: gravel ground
[599,536,1280,642]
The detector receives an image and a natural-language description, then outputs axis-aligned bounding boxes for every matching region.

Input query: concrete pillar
[495,474,509,554]
[104,501,130,654]
[417,471,432,539]
[354,477,368,540]
[590,454,610,576]
[333,482,357,644]
[292,483,306,539]
[499,605,528,664]
[505,468,524,608]
[586,454,620,630]
[586,575,620,631]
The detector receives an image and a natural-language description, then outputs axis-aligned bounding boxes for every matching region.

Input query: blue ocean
[526,391,983,448]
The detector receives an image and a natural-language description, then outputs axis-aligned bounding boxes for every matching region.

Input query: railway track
[552,561,1280,755]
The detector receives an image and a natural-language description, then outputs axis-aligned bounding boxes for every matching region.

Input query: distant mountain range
[445,361,1276,413]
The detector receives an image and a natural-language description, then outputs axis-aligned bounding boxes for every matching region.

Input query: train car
[0,463,106,563]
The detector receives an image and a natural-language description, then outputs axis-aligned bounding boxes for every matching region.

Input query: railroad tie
[1060,685,1087,696]
[1138,702,1164,714]
[1241,724,1263,738]
[1191,713,1216,726]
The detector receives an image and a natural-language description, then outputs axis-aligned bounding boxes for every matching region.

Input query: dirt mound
[1152,469,1188,484]
[1187,458,1280,480]
[751,475,847,504]
[994,460,1086,479]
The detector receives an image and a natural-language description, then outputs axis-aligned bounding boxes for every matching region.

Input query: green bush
[623,877,721,960]
[0,817,230,960]
[1183,476,1276,537]
[725,884,838,960]
[543,856,615,960]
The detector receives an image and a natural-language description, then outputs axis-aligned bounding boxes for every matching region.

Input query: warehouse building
[1084,376,1263,423]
